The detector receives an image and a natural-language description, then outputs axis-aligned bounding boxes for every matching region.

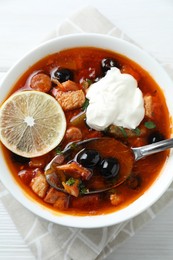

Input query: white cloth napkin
[1,6,173,260]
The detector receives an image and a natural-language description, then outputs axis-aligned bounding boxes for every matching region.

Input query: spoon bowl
[45,138,134,194]
[45,137,173,195]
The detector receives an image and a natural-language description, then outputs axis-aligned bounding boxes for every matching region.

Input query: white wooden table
[0,0,173,259]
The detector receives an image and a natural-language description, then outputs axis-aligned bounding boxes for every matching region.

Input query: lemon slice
[0,91,66,158]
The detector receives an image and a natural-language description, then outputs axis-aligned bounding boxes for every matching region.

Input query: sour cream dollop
[86,67,145,131]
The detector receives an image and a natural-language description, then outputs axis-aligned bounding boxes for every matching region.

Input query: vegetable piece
[30,73,52,92]
[55,161,92,180]
[79,181,89,195]
[55,147,63,155]
[119,127,128,138]
[30,172,49,198]
[56,90,85,111]
[144,121,156,129]
[70,111,86,127]
[65,178,76,186]
[81,98,89,111]
[81,79,92,91]
[133,127,141,136]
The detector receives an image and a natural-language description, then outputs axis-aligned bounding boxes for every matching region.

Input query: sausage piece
[65,126,82,142]
[30,73,52,92]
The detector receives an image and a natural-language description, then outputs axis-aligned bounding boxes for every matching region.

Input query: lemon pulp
[0,91,66,158]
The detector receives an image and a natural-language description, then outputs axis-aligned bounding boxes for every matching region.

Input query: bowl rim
[1,33,173,228]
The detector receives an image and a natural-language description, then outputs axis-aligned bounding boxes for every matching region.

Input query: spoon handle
[132,138,173,161]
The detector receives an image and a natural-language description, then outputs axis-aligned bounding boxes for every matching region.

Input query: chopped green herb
[133,127,141,136]
[55,147,62,154]
[80,187,89,194]
[66,178,75,186]
[144,121,156,129]
[86,79,92,86]
[79,181,89,194]
[81,98,89,111]
[70,142,77,150]
[119,126,128,138]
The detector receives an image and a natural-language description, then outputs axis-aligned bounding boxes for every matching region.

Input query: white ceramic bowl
[1,34,173,228]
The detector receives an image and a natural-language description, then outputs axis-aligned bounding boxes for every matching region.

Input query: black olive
[77,149,101,168]
[148,131,165,144]
[11,153,30,164]
[53,68,73,82]
[101,58,121,73]
[99,157,120,179]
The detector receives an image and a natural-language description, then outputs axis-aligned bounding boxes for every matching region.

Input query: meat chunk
[62,80,80,91]
[53,195,70,210]
[144,95,153,118]
[51,79,80,92]
[30,172,49,198]
[44,187,69,210]
[29,154,52,169]
[30,73,52,92]
[56,161,92,180]
[110,193,124,206]
[56,90,85,111]
[44,187,61,204]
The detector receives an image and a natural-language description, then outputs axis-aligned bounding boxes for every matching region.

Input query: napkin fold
[1,6,173,260]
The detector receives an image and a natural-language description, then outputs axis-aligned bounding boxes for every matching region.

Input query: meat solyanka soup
[0,47,170,216]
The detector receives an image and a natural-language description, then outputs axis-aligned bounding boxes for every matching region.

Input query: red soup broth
[1,47,171,216]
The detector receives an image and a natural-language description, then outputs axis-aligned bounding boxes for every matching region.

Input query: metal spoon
[45,137,173,195]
